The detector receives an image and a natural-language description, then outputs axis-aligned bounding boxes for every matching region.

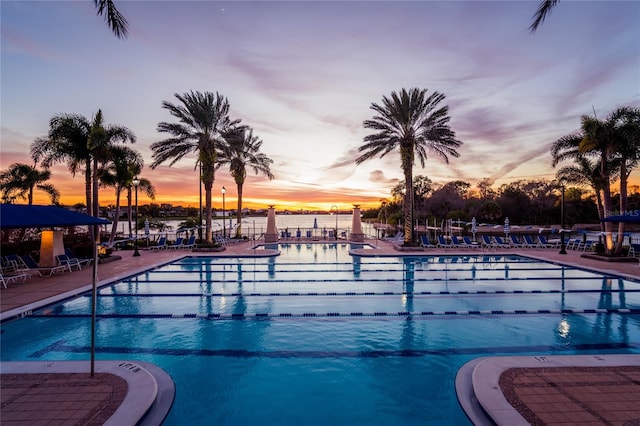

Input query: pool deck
[2,238,640,424]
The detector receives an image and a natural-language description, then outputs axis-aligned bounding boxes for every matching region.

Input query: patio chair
[183,236,197,249]
[480,235,494,249]
[523,235,537,248]
[493,236,511,249]
[169,237,184,250]
[64,248,93,268]
[462,236,479,248]
[306,230,313,239]
[437,235,453,249]
[56,254,83,272]
[149,237,167,251]
[509,235,526,248]
[1,271,29,288]
[450,235,468,248]
[20,254,66,277]
[582,240,594,252]
[420,235,435,248]
[215,235,227,246]
[537,235,558,249]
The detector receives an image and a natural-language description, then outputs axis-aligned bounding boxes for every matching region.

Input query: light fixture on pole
[132,177,140,257]
[559,182,567,255]
[222,186,226,239]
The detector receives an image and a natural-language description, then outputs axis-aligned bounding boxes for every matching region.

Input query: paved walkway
[2,239,640,424]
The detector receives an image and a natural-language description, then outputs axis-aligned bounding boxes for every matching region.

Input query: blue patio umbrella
[504,217,510,237]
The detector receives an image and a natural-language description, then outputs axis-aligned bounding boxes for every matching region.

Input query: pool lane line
[94,288,640,297]
[27,307,640,319]
[28,339,638,359]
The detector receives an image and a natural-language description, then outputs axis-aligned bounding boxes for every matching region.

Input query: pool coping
[456,354,640,425]
[0,360,175,425]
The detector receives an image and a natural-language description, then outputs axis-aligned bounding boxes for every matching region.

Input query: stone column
[39,230,65,267]
[264,206,278,243]
[351,205,364,242]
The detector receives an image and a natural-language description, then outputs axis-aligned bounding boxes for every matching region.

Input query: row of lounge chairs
[1,249,93,288]
[420,234,595,251]
[149,235,197,251]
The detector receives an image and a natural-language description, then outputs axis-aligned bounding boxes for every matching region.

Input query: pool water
[2,243,640,425]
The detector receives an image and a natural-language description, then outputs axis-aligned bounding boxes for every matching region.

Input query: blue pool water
[2,243,640,424]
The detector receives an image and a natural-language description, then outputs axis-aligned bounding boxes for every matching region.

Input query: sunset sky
[1,1,639,212]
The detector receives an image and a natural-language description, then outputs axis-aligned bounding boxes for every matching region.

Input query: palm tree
[99,146,155,244]
[555,155,609,225]
[216,127,274,238]
[356,88,462,245]
[609,107,640,252]
[31,110,136,223]
[529,0,560,32]
[551,107,637,254]
[151,91,240,243]
[0,163,59,204]
[94,0,129,38]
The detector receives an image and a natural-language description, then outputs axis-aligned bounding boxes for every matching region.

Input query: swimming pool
[2,243,640,424]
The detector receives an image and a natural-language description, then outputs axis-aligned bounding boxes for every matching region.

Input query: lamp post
[559,183,567,255]
[222,186,226,239]
[132,177,140,257]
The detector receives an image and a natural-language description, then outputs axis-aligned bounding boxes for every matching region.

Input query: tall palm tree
[608,107,640,252]
[216,127,274,238]
[555,155,609,225]
[99,146,155,244]
[151,91,240,242]
[356,88,462,245]
[551,107,637,254]
[94,0,129,39]
[0,163,59,204]
[31,110,136,228]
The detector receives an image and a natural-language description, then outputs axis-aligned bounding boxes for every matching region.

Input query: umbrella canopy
[0,204,110,229]
[601,214,640,223]
[313,217,318,229]
[471,217,477,233]
[504,217,510,236]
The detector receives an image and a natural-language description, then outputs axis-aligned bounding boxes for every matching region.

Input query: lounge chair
[183,236,197,249]
[150,237,167,251]
[420,235,435,248]
[509,235,525,248]
[20,254,66,277]
[493,236,511,249]
[215,235,227,246]
[65,248,93,268]
[437,235,452,249]
[462,236,478,248]
[56,254,83,272]
[5,254,63,277]
[451,235,468,248]
[1,271,29,288]
[523,235,537,248]
[481,235,494,249]
[582,240,594,252]
[169,237,184,250]
[537,235,558,249]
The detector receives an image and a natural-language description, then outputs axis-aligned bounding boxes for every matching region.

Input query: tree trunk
[85,160,94,240]
[109,187,121,244]
[601,161,614,255]
[615,162,629,254]
[403,168,414,245]
[236,183,243,238]
[127,188,132,238]
[204,182,213,242]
